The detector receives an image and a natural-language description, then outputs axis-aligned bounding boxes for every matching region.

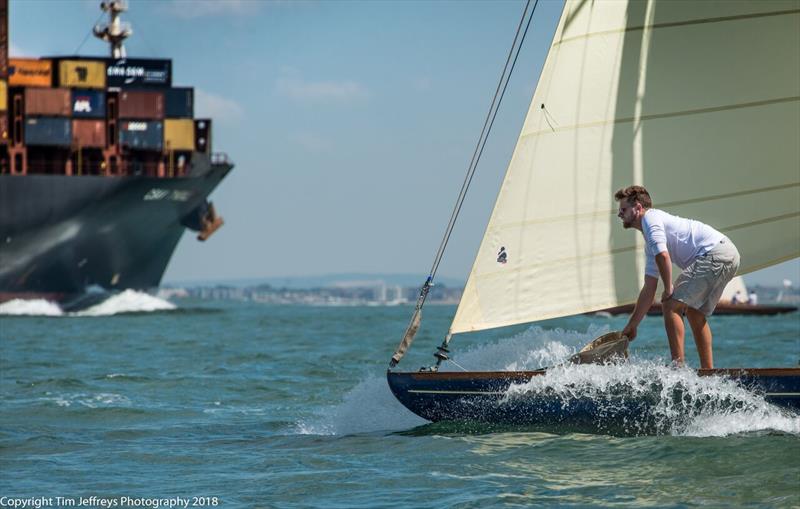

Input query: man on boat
[615,185,740,368]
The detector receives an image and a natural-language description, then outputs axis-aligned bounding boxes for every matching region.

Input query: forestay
[450,0,800,334]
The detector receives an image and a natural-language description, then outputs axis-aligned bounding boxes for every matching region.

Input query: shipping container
[119,90,164,119]
[24,87,71,116]
[105,57,171,88]
[164,118,194,151]
[58,59,106,89]
[9,58,52,87]
[194,118,211,153]
[71,88,106,118]
[0,0,7,78]
[0,113,7,144]
[72,119,106,148]
[24,117,71,146]
[119,120,162,151]
[165,87,193,118]
[0,79,5,111]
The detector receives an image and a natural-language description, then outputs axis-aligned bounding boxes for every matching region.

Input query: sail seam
[521,96,800,139]
[722,211,800,233]
[472,211,800,282]
[554,8,800,46]
[490,182,800,231]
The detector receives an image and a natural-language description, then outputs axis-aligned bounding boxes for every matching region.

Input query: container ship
[0,0,233,307]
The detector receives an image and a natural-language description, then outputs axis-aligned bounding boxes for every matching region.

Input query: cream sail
[450,0,800,335]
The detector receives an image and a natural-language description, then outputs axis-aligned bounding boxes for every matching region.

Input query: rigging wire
[73,11,108,55]
[428,0,539,281]
[389,0,540,369]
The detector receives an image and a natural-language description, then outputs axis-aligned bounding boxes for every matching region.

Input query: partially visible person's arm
[655,251,673,302]
[622,275,658,341]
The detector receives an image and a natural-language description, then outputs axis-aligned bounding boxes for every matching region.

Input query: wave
[0,290,176,317]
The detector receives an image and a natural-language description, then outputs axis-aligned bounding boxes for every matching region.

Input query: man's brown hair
[614,185,652,208]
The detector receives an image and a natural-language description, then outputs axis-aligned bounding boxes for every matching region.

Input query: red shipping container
[118,90,164,119]
[72,119,106,148]
[25,87,70,116]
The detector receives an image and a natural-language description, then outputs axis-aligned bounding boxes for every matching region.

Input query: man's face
[617,200,641,229]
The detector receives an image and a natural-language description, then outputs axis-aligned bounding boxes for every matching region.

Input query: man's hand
[622,323,637,341]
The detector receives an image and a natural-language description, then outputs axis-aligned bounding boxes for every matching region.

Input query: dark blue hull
[387,368,800,433]
[0,155,231,299]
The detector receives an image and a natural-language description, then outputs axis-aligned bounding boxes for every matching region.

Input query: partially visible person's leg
[662,298,687,365]
[686,307,713,369]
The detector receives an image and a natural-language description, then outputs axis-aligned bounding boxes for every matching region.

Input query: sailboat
[386,0,800,427]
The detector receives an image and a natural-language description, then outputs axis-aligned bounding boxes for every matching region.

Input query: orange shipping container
[72,119,106,148]
[0,79,6,111]
[25,87,71,116]
[9,58,52,87]
[59,60,106,89]
[164,119,194,151]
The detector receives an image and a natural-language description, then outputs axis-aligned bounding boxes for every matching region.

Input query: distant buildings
[171,281,462,306]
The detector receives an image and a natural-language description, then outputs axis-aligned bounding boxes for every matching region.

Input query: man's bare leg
[686,307,713,369]
[662,298,686,365]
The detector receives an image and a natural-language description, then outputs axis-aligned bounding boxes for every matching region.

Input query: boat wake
[310,325,798,437]
[0,290,177,317]
[295,375,427,436]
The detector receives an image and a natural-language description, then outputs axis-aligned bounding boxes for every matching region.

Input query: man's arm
[654,251,673,301]
[622,275,658,340]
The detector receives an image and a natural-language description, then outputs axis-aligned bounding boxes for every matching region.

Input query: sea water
[1,295,798,507]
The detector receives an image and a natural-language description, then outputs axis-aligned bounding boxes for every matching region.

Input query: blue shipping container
[71,89,106,118]
[119,120,163,151]
[24,117,72,147]
[165,87,193,118]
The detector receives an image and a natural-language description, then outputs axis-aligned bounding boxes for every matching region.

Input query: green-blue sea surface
[1,294,798,508]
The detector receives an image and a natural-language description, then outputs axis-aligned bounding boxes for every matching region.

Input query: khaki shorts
[672,238,740,316]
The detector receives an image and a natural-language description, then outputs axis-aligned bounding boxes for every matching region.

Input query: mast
[92,0,132,58]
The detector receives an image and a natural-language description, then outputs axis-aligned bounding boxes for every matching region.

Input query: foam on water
[506,361,800,436]
[75,289,176,316]
[0,290,176,317]
[309,325,799,436]
[0,299,63,316]
[295,375,427,435]
[451,324,609,371]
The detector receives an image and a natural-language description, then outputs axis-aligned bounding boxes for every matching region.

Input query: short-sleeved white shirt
[641,208,725,278]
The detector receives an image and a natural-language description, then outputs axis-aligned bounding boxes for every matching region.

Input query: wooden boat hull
[387,368,800,429]
[595,302,798,316]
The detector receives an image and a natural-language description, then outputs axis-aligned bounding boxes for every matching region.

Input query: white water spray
[0,290,176,317]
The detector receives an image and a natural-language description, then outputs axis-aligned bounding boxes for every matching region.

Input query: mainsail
[450,0,800,335]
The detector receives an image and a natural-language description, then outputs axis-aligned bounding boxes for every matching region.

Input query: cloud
[194,89,245,125]
[275,76,368,104]
[162,0,264,19]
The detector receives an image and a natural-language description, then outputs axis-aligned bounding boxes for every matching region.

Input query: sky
[10,0,800,288]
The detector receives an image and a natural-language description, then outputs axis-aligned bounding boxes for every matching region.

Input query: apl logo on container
[73,97,93,113]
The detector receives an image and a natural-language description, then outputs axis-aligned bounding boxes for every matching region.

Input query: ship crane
[93,0,133,58]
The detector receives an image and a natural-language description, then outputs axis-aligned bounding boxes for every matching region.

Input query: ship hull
[0,158,231,299]
[387,368,800,431]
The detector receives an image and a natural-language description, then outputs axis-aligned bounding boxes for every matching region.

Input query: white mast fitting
[93,0,133,58]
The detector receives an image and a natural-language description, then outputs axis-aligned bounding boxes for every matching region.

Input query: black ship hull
[0,155,231,302]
